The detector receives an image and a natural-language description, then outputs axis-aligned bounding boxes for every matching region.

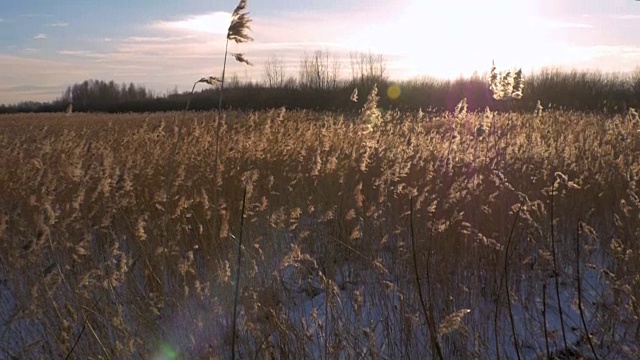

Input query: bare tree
[283,76,298,89]
[263,54,286,88]
[298,50,341,90]
[227,73,241,88]
[350,51,387,87]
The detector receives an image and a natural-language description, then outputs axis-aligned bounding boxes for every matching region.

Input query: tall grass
[0,104,638,358]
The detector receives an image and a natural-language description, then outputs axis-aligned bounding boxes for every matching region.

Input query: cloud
[33,33,48,40]
[543,20,594,29]
[0,54,95,103]
[3,84,62,93]
[49,22,69,27]
[150,12,231,35]
[0,6,516,104]
[546,44,640,72]
[0,84,63,104]
[140,8,384,74]
[58,50,108,59]
[115,36,221,58]
[124,35,197,43]
[5,4,640,105]
[610,14,640,20]
[112,11,356,81]
[20,14,53,18]
[588,45,640,58]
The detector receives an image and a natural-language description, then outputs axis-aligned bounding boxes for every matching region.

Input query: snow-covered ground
[1,228,638,359]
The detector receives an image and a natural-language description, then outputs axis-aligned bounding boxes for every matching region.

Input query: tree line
[0,80,155,114]
[2,51,640,114]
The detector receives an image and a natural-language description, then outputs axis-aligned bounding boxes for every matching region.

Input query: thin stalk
[167,80,200,192]
[253,332,273,360]
[494,247,502,360]
[424,231,442,360]
[218,38,230,112]
[184,80,199,112]
[162,80,202,296]
[65,297,102,360]
[550,179,569,350]
[576,219,599,360]
[409,196,443,360]
[504,205,523,360]
[231,187,247,360]
[543,283,550,359]
[86,320,111,360]
[213,39,230,211]
[324,276,329,360]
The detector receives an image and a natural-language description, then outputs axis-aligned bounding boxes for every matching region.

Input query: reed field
[0,103,639,359]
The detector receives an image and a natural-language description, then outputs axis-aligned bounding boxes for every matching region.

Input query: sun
[344,0,553,79]
[402,0,548,77]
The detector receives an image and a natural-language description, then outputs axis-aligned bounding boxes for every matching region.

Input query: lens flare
[387,84,401,100]
[152,343,178,360]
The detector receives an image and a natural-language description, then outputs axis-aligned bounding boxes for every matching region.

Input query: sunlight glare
[344,0,563,78]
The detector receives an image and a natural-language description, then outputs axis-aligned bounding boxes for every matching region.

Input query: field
[0,106,639,359]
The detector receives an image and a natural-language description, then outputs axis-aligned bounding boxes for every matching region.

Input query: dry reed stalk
[409,196,444,360]
[576,219,600,360]
[542,283,550,359]
[550,173,569,351]
[231,187,247,360]
[2,108,639,358]
[361,84,382,129]
[504,205,523,360]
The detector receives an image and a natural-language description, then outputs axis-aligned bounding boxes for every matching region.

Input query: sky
[1,0,640,104]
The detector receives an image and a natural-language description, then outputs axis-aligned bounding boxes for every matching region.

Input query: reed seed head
[535,100,544,117]
[231,52,253,66]
[228,0,253,44]
[198,76,222,85]
[350,87,358,102]
[489,62,525,100]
